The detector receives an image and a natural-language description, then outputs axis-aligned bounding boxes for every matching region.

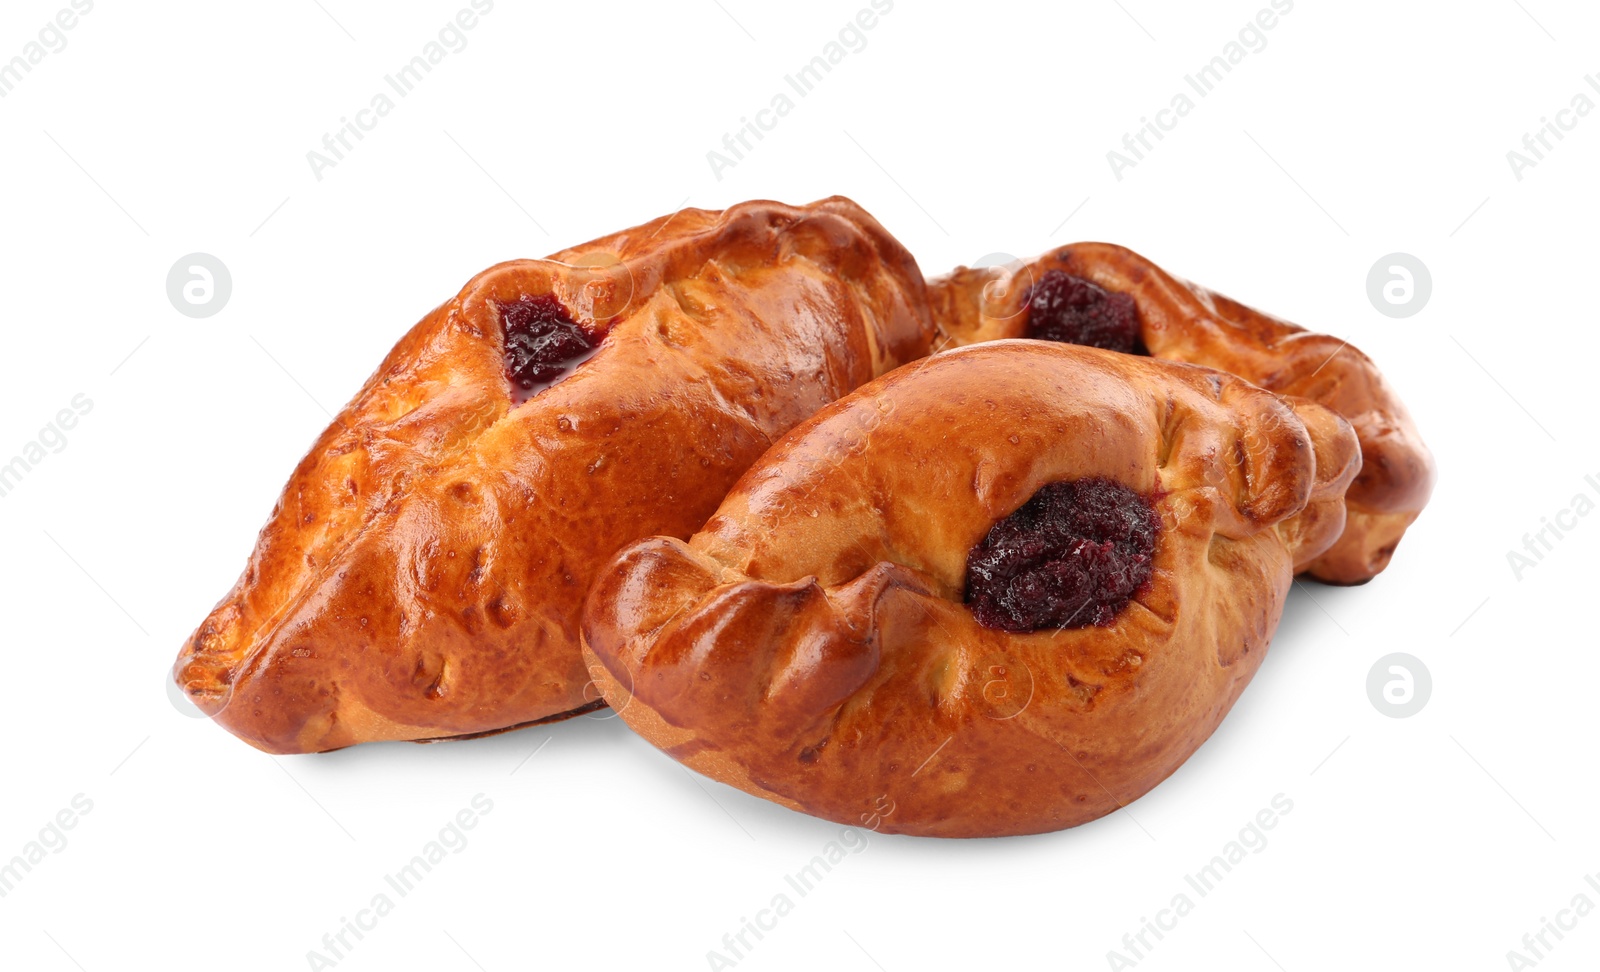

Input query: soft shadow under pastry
[582,341,1360,837]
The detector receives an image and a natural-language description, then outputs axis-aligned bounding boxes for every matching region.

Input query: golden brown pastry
[174,197,935,754]
[928,244,1433,583]
[582,341,1360,837]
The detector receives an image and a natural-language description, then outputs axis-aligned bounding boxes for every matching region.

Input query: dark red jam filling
[964,477,1159,632]
[1023,270,1147,355]
[499,295,598,404]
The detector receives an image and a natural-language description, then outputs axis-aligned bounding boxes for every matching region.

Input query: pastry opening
[1023,270,1148,356]
[499,294,601,405]
[964,477,1159,632]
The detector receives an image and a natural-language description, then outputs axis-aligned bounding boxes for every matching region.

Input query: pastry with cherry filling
[582,341,1360,837]
[174,197,935,754]
[929,244,1433,584]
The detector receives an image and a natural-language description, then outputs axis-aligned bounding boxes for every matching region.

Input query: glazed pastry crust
[928,244,1434,583]
[582,342,1359,837]
[174,197,934,754]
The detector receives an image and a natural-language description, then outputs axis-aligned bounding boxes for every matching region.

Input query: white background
[1,1,1596,969]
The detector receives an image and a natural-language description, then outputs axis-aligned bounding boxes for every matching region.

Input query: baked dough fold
[174,197,935,753]
[930,244,1433,583]
[582,342,1359,837]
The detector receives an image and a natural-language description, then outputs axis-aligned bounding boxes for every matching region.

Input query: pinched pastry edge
[929,243,1434,584]
[583,342,1360,837]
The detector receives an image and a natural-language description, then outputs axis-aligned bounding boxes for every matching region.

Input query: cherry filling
[964,477,1159,632]
[499,294,598,404]
[1024,270,1146,355]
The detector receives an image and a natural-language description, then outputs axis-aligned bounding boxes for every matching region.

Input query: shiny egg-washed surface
[929,244,1435,584]
[173,197,936,754]
[583,342,1360,837]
